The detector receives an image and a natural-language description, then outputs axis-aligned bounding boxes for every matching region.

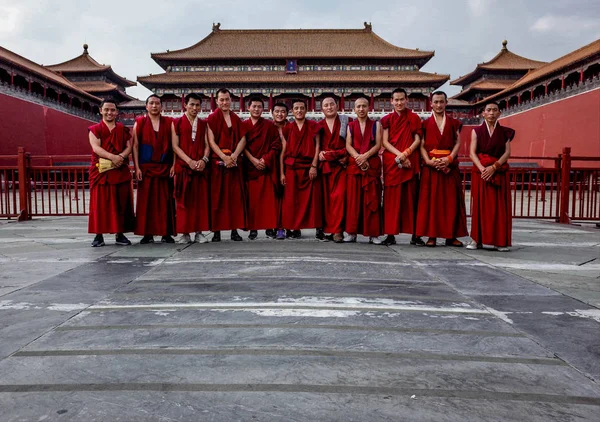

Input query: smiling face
[145,96,162,116]
[217,92,231,112]
[272,105,288,125]
[248,100,263,119]
[185,98,201,118]
[321,97,338,118]
[100,102,118,123]
[431,93,447,115]
[292,101,307,120]
[391,91,408,113]
[354,97,369,119]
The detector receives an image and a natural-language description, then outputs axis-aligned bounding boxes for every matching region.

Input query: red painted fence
[1,147,599,223]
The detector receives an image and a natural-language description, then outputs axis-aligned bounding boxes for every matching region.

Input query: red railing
[1,147,599,222]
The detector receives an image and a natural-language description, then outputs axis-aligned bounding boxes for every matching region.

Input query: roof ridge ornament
[364,22,372,32]
[502,40,508,50]
[213,22,221,32]
[83,44,89,55]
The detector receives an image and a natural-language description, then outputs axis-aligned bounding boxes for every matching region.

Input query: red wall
[0,93,97,157]
[458,89,600,167]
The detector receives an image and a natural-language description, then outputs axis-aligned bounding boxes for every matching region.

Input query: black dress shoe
[248,230,258,240]
[410,236,425,246]
[161,235,175,244]
[231,230,243,241]
[315,228,326,241]
[292,230,302,239]
[91,234,105,247]
[212,231,221,242]
[286,229,293,238]
[115,233,131,246]
[265,229,275,239]
[382,235,396,245]
[140,235,154,244]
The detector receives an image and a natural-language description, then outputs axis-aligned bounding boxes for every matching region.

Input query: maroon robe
[319,116,351,234]
[346,118,382,237]
[281,119,323,230]
[134,115,176,237]
[380,109,423,235]
[243,117,282,230]
[416,114,468,240]
[174,115,210,233]
[471,122,515,247]
[207,109,247,231]
[88,121,135,234]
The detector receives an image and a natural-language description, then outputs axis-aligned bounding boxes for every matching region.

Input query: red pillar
[425,96,431,111]
[269,92,273,111]
[28,80,32,92]
[210,92,216,111]
[43,85,47,98]
[69,97,73,106]
[10,72,14,85]
[17,147,30,221]
[370,93,374,112]
[559,147,572,224]
[544,83,548,95]
[240,92,245,112]
[311,92,315,112]
[340,93,345,112]
[530,88,534,100]
[517,94,521,105]
[561,76,565,90]
[181,94,185,112]
[579,69,584,83]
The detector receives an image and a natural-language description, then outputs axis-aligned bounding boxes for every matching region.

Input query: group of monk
[87,87,515,251]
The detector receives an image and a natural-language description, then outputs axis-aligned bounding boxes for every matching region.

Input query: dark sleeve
[503,127,516,142]
[88,123,101,139]
[122,125,132,142]
[380,114,390,130]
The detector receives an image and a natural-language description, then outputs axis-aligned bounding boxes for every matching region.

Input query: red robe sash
[380,109,422,186]
[136,115,172,178]
[283,120,320,168]
[207,109,246,159]
[319,116,351,174]
[173,115,209,200]
[88,121,131,188]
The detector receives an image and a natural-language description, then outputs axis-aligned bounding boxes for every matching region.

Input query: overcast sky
[1,0,598,100]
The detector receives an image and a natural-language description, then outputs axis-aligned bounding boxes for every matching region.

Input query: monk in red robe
[207,88,247,242]
[88,100,134,247]
[132,94,176,244]
[344,95,383,244]
[280,99,323,235]
[243,97,282,240]
[319,96,351,243]
[416,91,468,247]
[468,101,515,251]
[381,88,424,246]
[172,93,210,244]
[271,103,292,240]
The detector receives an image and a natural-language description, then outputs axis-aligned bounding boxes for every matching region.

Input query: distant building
[136,23,449,116]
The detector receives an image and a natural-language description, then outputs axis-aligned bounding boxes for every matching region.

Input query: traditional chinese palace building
[46,44,137,104]
[136,23,449,115]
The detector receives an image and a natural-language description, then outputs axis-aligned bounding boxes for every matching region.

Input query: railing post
[17,147,31,221]
[559,147,571,224]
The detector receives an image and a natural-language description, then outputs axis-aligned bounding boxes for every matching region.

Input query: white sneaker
[495,246,510,252]
[194,232,209,243]
[369,236,383,245]
[466,242,482,250]
[179,234,192,244]
[343,234,357,243]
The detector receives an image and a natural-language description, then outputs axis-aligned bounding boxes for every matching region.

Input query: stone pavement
[0,217,598,421]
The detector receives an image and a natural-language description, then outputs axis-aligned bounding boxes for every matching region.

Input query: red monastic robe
[88,121,135,234]
[319,116,351,234]
[416,114,468,240]
[380,109,423,235]
[134,115,176,237]
[207,109,247,231]
[471,122,515,247]
[173,115,210,233]
[281,120,323,230]
[243,117,282,230]
[346,118,382,237]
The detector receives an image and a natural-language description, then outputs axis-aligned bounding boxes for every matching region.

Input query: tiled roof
[47,44,136,87]
[476,38,600,105]
[451,79,514,100]
[151,24,434,65]
[138,70,449,86]
[74,81,119,92]
[0,46,100,102]
[451,40,546,86]
[447,98,471,107]
[119,99,145,108]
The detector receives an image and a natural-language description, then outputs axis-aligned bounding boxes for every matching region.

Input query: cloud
[532,14,600,35]
[467,0,495,17]
[0,6,19,33]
